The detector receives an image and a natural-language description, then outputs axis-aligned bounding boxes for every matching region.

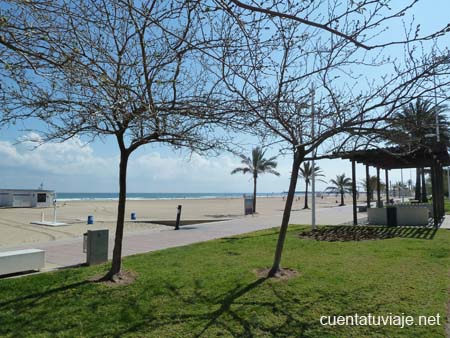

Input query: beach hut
[0,189,55,208]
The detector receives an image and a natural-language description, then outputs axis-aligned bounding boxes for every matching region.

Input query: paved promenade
[0,205,366,270]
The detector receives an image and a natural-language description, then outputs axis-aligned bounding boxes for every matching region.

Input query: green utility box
[83,229,109,265]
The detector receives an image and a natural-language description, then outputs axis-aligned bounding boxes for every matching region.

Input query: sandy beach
[0,195,348,247]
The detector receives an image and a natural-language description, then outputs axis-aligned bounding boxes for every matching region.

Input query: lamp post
[310,85,316,230]
[432,53,450,198]
[433,74,440,143]
[295,92,316,230]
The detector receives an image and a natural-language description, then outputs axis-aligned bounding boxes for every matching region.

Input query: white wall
[0,190,54,208]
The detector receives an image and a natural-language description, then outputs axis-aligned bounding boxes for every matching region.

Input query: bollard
[175,205,182,230]
[131,212,136,220]
[87,215,94,225]
[53,199,57,223]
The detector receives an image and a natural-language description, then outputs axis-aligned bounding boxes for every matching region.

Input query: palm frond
[231,167,251,175]
[231,147,280,178]
[265,169,280,176]
[326,174,353,192]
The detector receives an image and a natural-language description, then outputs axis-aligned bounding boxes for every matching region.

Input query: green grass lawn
[1,225,450,337]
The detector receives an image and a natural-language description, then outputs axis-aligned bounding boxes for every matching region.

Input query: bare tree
[0,0,235,281]
[214,0,450,276]
[221,0,450,50]
[2,0,450,281]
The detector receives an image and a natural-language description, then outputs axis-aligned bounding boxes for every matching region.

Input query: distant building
[0,189,55,208]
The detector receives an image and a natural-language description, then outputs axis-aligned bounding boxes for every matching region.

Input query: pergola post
[436,163,441,219]
[352,159,357,225]
[376,167,381,207]
[421,167,427,203]
[435,161,441,220]
[437,163,441,219]
[385,169,389,204]
[441,165,445,218]
[366,165,370,209]
[439,163,445,219]
[431,159,439,227]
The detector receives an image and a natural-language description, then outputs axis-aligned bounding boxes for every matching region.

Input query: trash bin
[83,229,109,265]
[386,206,397,227]
[244,195,254,215]
[131,212,136,220]
[87,215,94,225]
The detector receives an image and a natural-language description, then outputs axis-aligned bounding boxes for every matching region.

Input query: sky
[1,1,449,193]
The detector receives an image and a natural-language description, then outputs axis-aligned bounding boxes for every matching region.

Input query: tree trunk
[269,148,304,277]
[340,191,344,206]
[253,174,257,213]
[303,181,309,209]
[415,167,421,200]
[421,168,427,202]
[103,149,129,280]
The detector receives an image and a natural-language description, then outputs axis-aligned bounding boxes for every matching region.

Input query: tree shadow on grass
[0,280,90,309]
[0,279,99,337]
[111,278,269,337]
[0,271,398,338]
[193,277,268,337]
[113,275,322,338]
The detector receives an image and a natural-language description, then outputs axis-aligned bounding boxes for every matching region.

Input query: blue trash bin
[131,212,136,220]
[87,215,94,225]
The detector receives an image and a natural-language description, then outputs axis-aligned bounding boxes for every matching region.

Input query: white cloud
[0,133,117,177]
[127,152,265,192]
[13,133,415,195]
[1,133,410,193]
[0,134,289,193]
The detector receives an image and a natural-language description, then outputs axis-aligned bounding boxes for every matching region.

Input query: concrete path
[1,205,362,270]
[439,215,450,229]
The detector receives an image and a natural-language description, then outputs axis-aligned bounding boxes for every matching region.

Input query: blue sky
[1,1,449,193]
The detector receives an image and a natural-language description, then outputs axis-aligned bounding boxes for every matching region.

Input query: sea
[54,192,285,201]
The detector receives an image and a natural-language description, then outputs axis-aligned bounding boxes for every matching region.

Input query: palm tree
[298,162,325,209]
[392,181,408,199]
[326,174,353,206]
[388,99,449,202]
[360,176,385,201]
[407,179,413,192]
[231,147,280,213]
[389,99,449,146]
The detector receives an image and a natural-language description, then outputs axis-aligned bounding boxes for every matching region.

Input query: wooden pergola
[333,143,450,227]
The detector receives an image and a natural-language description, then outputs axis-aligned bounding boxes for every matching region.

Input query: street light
[432,54,450,140]
[310,85,316,230]
[432,53,450,198]
[295,88,316,230]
